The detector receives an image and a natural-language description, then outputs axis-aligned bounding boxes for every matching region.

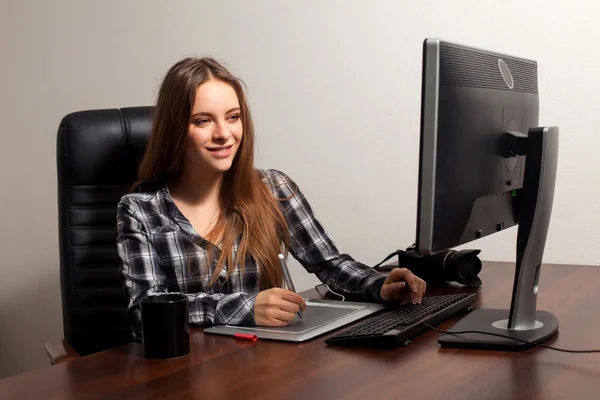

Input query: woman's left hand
[379,267,427,304]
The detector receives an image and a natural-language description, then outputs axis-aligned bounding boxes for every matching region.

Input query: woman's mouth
[207,145,233,158]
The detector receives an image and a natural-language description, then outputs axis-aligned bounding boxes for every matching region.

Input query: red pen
[234,333,258,342]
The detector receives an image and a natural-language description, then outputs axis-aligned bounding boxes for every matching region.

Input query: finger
[391,268,419,293]
[386,269,418,303]
[411,290,418,304]
[386,282,406,300]
[414,280,423,304]
[278,289,307,311]
[256,316,286,327]
[408,275,419,304]
[409,275,419,293]
[419,279,427,303]
[385,267,407,284]
[271,308,296,323]
[278,299,301,314]
[391,281,406,292]
[381,281,405,302]
[263,318,288,327]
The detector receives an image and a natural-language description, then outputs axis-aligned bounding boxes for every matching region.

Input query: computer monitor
[415,38,559,350]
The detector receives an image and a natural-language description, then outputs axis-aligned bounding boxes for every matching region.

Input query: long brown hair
[135,57,289,289]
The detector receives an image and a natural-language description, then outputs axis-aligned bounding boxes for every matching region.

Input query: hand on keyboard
[379,268,427,304]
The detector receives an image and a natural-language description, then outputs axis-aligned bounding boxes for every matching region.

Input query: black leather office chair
[46,107,153,364]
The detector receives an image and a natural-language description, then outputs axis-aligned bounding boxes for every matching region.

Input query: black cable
[422,323,600,354]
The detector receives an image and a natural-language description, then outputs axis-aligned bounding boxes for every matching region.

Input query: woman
[116,57,426,338]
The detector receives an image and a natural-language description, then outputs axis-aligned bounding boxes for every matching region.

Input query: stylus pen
[278,253,303,319]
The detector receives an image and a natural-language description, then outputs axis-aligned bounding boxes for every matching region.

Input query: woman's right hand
[254,288,307,326]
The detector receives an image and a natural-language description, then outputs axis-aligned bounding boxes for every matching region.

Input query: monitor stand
[438,126,559,350]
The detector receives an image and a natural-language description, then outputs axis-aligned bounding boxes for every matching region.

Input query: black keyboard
[325,293,477,349]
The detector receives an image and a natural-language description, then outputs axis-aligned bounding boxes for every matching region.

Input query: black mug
[135,294,190,359]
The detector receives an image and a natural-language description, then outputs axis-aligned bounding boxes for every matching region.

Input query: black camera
[374,247,483,287]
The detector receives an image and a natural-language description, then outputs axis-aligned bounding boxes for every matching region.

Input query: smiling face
[184,79,243,175]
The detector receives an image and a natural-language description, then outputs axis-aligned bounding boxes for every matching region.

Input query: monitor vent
[440,44,538,94]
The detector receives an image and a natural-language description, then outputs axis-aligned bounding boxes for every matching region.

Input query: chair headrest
[57,107,154,186]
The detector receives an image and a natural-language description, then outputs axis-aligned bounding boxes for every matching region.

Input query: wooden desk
[2,262,600,400]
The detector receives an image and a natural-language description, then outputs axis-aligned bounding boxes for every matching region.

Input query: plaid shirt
[116,169,386,337]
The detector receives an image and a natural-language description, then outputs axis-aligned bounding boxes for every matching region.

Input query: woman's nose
[212,122,232,141]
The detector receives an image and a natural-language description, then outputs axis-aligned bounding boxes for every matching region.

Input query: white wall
[1,0,599,378]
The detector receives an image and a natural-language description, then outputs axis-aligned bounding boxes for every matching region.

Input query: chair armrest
[45,339,81,365]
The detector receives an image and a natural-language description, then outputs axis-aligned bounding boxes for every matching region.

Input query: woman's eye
[228,114,241,122]
[193,119,210,126]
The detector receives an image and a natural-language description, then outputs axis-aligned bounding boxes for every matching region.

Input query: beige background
[1,0,599,378]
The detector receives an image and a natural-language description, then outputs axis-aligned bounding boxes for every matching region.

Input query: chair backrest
[56,106,153,355]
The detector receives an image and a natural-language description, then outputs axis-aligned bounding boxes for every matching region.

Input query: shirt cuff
[213,291,260,326]
[364,273,387,303]
[242,291,259,325]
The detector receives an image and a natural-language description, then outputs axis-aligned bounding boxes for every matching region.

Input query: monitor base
[438,308,558,351]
